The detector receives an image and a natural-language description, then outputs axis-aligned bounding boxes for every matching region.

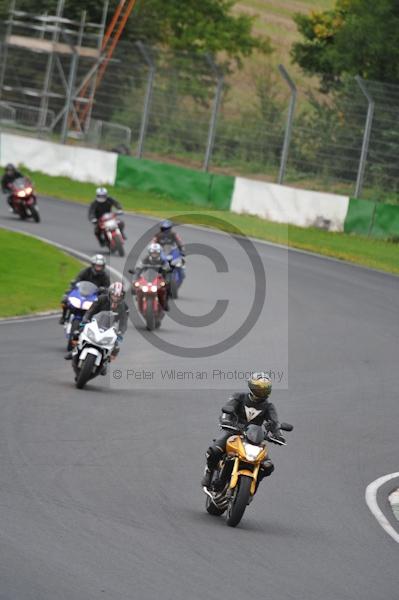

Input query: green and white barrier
[2,131,399,239]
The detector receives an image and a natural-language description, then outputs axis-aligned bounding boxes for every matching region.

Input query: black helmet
[90,253,106,275]
[247,372,272,401]
[5,163,16,174]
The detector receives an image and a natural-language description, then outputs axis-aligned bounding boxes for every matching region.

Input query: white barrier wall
[0,133,117,184]
[231,177,350,232]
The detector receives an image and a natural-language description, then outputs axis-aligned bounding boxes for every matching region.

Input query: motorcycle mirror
[280,422,293,432]
[221,406,235,415]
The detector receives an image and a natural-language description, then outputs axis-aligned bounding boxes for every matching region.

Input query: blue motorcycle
[64,281,99,351]
[162,245,186,299]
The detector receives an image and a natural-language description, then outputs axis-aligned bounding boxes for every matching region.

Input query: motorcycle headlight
[243,442,263,461]
[86,327,97,342]
[150,285,158,292]
[17,190,26,198]
[82,300,93,310]
[141,285,148,293]
[69,297,81,309]
[99,335,114,345]
[25,187,32,194]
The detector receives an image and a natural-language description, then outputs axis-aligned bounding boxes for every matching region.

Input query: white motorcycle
[72,311,118,389]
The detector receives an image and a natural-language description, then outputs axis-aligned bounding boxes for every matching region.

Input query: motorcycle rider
[153,220,185,254]
[130,242,171,311]
[65,282,129,360]
[201,372,286,489]
[59,254,110,325]
[88,187,126,245]
[2,163,23,210]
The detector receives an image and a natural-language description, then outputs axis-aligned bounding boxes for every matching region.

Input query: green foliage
[291,0,399,89]
[0,0,271,67]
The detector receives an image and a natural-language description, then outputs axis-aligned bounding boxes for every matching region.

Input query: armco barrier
[231,177,349,232]
[0,133,117,184]
[115,155,234,209]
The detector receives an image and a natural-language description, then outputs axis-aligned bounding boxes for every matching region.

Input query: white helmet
[90,254,106,273]
[96,187,108,203]
[148,242,162,261]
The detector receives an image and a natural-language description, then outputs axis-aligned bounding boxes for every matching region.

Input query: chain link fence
[0,31,398,202]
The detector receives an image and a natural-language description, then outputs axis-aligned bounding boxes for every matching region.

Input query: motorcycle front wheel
[75,353,96,389]
[145,298,156,331]
[226,475,252,527]
[114,235,125,257]
[30,205,40,223]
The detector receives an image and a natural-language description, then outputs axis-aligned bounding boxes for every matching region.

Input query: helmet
[96,187,108,203]
[5,163,16,174]
[108,281,125,305]
[90,253,106,274]
[160,220,173,232]
[147,242,161,262]
[247,372,272,400]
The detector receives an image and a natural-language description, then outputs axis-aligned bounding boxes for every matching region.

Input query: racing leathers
[88,196,125,243]
[2,169,23,208]
[202,392,283,488]
[153,230,185,254]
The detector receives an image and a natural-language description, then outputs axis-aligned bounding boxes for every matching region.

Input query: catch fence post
[278,65,297,185]
[136,42,155,159]
[203,56,224,172]
[354,75,375,199]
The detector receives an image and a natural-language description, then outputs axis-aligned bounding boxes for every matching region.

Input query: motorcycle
[8,177,40,222]
[72,310,118,389]
[162,243,185,299]
[203,409,293,527]
[97,211,125,257]
[64,281,99,351]
[131,267,167,331]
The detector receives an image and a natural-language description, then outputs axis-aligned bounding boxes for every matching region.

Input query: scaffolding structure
[0,0,138,140]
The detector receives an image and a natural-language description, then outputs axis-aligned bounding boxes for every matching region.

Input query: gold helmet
[247,372,272,400]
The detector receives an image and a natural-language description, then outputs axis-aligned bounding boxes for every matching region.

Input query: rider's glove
[79,321,86,328]
[91,218,98,224]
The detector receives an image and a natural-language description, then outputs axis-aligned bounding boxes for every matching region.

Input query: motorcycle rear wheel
[226,475,252,527]
[75,353,96,389]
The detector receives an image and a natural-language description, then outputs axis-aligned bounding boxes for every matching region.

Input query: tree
[0,0,271,67]
[291,0,399,90]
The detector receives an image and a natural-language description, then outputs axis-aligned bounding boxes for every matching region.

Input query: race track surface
[0,197,398,600]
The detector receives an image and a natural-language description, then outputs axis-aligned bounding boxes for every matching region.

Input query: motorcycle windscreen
[76,281,98,296]
[13,177,29,190]
[141,267,159,284]
[245,424,265,445]
[92,310,118,331]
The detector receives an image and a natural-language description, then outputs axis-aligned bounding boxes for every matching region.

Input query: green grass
[26,168,399,276]
[0,228,83,317]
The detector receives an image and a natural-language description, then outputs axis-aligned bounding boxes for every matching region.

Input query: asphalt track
[1,197,398,600]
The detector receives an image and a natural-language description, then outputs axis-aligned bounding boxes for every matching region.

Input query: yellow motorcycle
[203,408,293,527]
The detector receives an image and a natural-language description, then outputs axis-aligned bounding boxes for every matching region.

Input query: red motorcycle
[98,211,124,256]
[132,267,167,331]
[9,177,40,222]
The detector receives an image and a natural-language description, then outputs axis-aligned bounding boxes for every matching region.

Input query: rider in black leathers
[2,164,23,209]
[201,373,286,489]
[59,254,110,324]
[88,187,126,244]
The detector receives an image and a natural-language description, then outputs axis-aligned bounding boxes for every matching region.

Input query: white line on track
[365,473,399,544]
[0,225,125,324]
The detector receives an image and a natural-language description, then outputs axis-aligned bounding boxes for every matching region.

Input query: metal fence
[1,31,399,201]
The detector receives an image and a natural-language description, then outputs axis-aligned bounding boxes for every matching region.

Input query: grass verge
[0,228,82,317]
[26,168,399,276]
